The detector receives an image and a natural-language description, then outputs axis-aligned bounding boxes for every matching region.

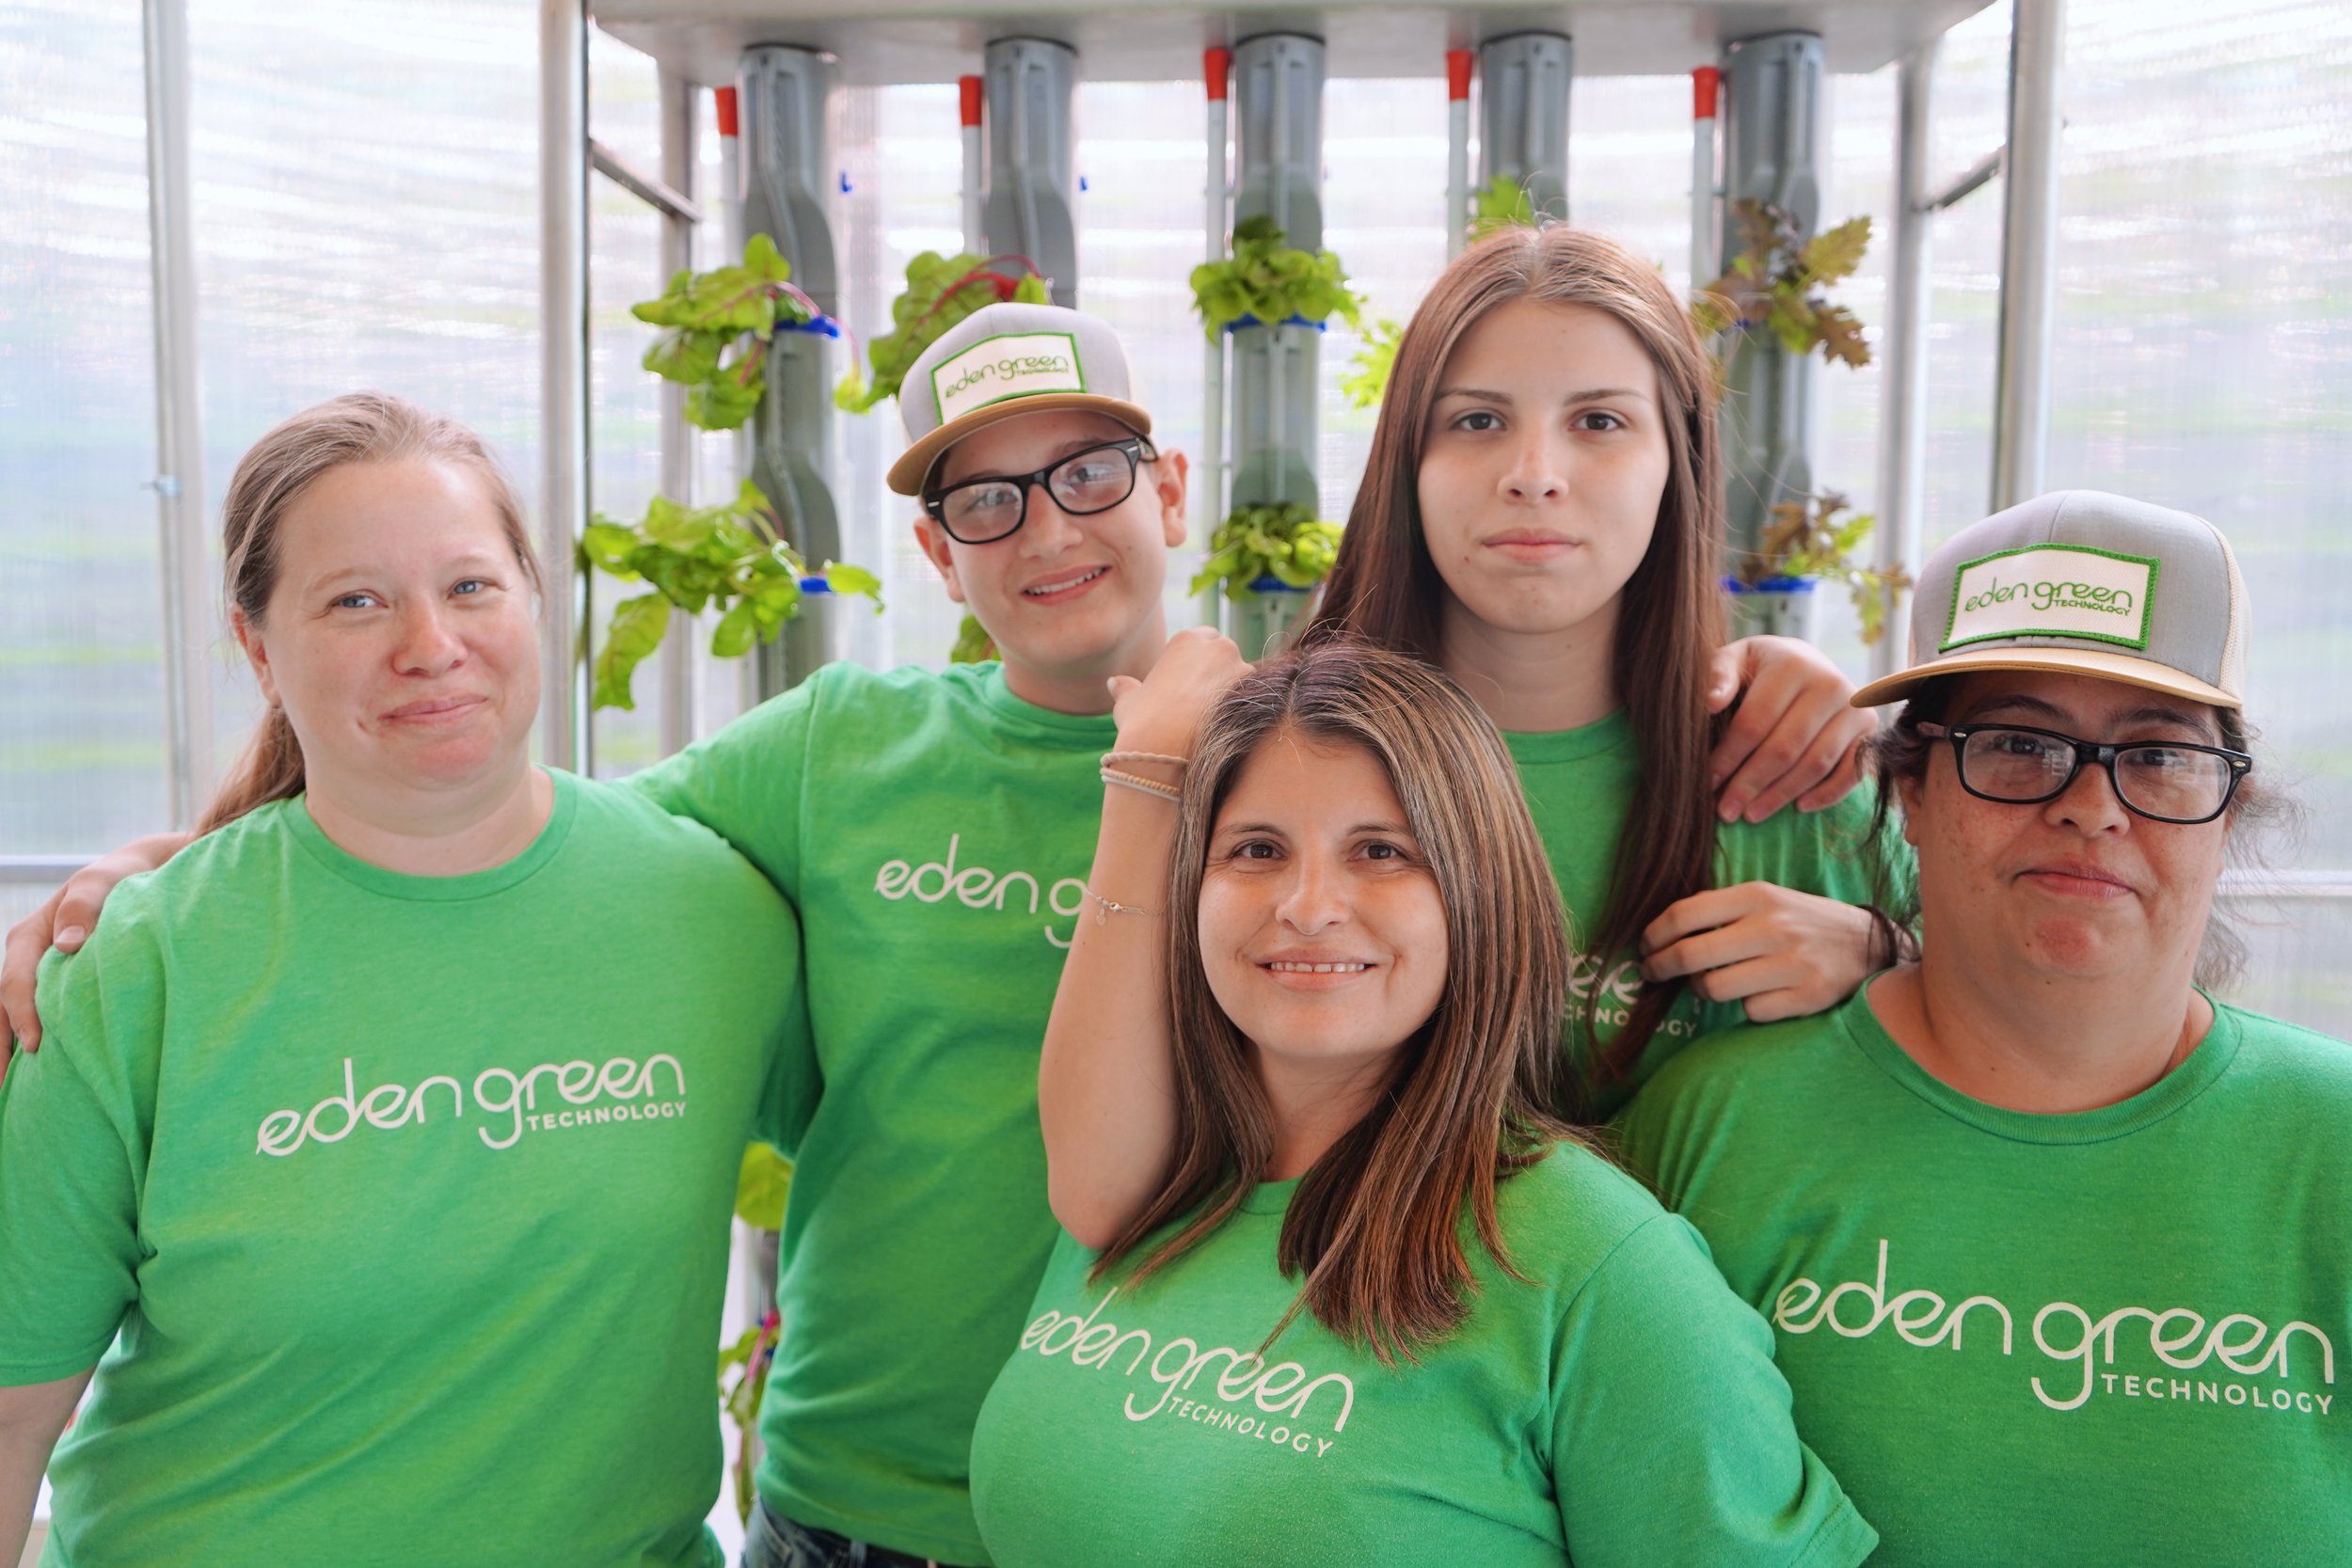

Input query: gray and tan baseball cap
[1851,489,2248,710]
[885,302,1152,497]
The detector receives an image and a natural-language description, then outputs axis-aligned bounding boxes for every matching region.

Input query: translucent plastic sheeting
[0,4,167,856]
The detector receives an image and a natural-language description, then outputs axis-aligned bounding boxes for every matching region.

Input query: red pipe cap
[960,74,983,126]
[1204,47,1231,99]
[1692,66,1721,119]
[714,86,739,137]
[1446,49,1473,101]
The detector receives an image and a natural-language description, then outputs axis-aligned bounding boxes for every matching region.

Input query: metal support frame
[1444,50,1471,259]
[539,0,590,774]
[1992,0,2066,511]
[982,39,1079,306]
[141,0,215,828]
[960,74,986,253]
[1200,48,1231,629]
[1690,66,1720,286]
[655,71,701,755]
[1477,32,1573,223]
[1872,39,1936,681]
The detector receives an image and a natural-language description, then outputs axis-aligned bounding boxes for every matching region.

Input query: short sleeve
[621,673,824,901]
[1549,1212,1877,1568]
[0,940,159,1386]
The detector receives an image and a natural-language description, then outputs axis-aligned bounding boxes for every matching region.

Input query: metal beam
[590,135,704,226]
[1991,0,2065,511]
[655,70,700,757]
[141,0,215,829]
[1872,39,1935,682]
[540,0,589,773]
[1923,145,2003,214]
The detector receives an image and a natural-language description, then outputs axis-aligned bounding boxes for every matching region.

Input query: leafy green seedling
[633,233,826,432]
[1189,216,1365,341]
[580,478,882,710]
[835,252,1051,413]
[1189,501,1344,599]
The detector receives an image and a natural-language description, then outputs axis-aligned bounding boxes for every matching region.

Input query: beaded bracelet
[1101,767,1183,802]
[1101,749,1189,772]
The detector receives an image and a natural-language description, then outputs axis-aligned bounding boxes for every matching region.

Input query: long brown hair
[1094,641,1581,1364]
[1306,225,1727,1084]
[200,392,540,833]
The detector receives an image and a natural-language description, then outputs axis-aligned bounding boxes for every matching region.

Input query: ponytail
[198,706,306,832]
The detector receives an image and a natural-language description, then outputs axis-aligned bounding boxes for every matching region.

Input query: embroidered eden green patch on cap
[930,331,1087,424]
[887,302,1152,496]
[1941,545,2158,653]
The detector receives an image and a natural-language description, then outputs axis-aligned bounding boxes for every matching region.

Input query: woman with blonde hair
[0,392,803,1565]
[971,641,1874,1566]
[1042,225,1903,1244]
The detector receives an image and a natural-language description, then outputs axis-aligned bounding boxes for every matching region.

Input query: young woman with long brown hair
[969,642,1875,1566]
[1041,225,1902,1244]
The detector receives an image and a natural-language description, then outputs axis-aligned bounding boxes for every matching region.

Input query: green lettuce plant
[634,234,823,431]
[1190,501,1343,598]
[835,251,1051,412]
[580,480,881,710]
[1190,216,1364,341]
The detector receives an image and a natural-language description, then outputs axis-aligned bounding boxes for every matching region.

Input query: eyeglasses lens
[1049,449,1137,514]
[943,482,1025,544]
[1960,728,2233,821]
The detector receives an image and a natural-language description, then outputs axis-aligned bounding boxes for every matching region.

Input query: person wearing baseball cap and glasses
[2,302,1887,1568]
[1616,490,2351,1566]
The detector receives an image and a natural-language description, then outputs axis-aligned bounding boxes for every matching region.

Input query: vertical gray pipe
[1226,34,1325,655]
[1228,32,1323,514]
[1873,41,1937,680]
[539,0,589,771]
[982,39,1078,307]
[141,0,215,824]
[1992,0,2066,510]
[1476,33,1573,223]
[1720,31,1825,568]
[739,45,843,696]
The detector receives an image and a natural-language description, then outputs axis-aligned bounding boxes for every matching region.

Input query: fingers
[1709,637,1862,822]
[1639,886,1877,1021]
[1,887,67,1054]
[1795,716,1876,815]
[1704,641,1747,715]
[1638,885,1758,963]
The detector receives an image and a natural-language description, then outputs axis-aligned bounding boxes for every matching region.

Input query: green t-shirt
[1614,985,2352,1567]
[967,1143,1877,1568]
[625,659,1116,1564]
[1505,712,1901,1116]
[0,770,804,1568]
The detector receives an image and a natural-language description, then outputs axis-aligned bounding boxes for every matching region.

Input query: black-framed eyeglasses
[922,437,1155,545]
[1918,721,2251,825]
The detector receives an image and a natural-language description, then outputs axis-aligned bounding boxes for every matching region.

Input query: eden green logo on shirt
[1774,1240,2337,1416]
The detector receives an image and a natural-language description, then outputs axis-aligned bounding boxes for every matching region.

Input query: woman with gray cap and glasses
[1616,490,2349,1566]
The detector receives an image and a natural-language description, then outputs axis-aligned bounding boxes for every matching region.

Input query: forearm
[1038,779,1184,1248]
[0,1371,88,1564]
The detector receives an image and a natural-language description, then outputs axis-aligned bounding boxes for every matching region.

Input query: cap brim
[1851,645,2241,710]
[887,395,1154,497]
